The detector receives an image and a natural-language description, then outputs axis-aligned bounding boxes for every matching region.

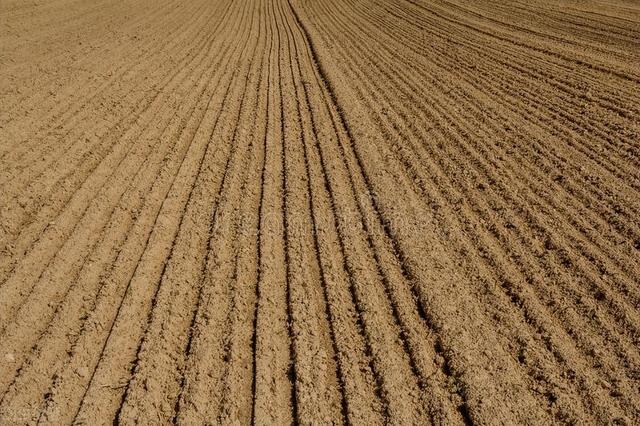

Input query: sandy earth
[0,0,639,424]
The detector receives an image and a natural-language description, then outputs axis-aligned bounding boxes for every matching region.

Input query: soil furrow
[1,0,638,423]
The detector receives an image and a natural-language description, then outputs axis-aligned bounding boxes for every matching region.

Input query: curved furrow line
[292,2,561,423]
[66,11,253,422]
[288,4,471,423]
[288,0,456,418]
[565,6,640,28]
[248,6,278,422]
[0,1,228,265]
[276,3,388,423]
[358,0,640,185]
[0,26,229,333]
[308,1,640,400]
[405,0,640,84]
[421,107,640,342]
[388,73,640,363]
[279,8,387,423]
[291,13,469,426]
[408,57,637,316]
[310,0,640,332]
[304,0,640,416]
[513,0,640,36]
[437,0,640,61]
[312,50,596,422]
[0,4,245,423]
[460,0,640,48]
[294,0,640,420]
[0,45,225,404]
[0,0,184,136]
[0,0,236,292]
[115,4,261,422]
[370,0,640,105]
[172,8,263,424]
[510,0,640,35]
[312,0,640,301]
[429,99,640,300]
[350,35,640,312]
[249,3,298,422]
[2,0,639,422]
[383,0,640,121]
[467,0,640,44]
[0,0,184,152]
[382,103,640,406]
[275,1,348,421]
[185,7,271,424]
[384,14,640,176]
[0,2,205,188]
[417,33,640,177]
[322,0,640,256]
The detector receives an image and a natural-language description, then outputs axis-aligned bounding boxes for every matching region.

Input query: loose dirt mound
[1,0,638,424]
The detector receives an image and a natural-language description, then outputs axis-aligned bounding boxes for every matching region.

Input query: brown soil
[1,0,639,424]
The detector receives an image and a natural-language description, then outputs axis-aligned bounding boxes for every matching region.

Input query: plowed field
[1,0,639,424]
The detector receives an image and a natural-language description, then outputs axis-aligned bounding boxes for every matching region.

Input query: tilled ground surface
[1,0,639,424]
